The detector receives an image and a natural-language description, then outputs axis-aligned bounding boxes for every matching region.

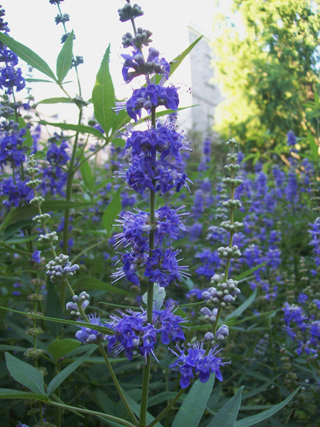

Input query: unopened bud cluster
[204,324,229,343]
[118,3,143,22]
[66,291,90,316]
[218,245,241,259]
[122,27,152,49]
[33,213,51,225]
[38,231,58,244]
[46,254,80,282]
[202,274,241,306]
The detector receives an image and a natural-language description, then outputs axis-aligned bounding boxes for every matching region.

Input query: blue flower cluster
[309,217,320,266]
[107,305,186,361]
[169,342,226,388]
[283,302,320,357]
[112,206,189,287]
[0,7,25,94]
[41,133,70,195]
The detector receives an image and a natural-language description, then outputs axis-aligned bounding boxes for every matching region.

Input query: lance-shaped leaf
[234,387,300,427]
[38,120,105,139]
[0,389,49,403]
[56,30,74,83]
[172,375,215,427]
[0,200,96,232]
[206,386,244,427]
[102,185,122,234]
[5,353,46,395]
[0,32,56,81]
[92,45,115,136]
[80,155,95,192]
[48,339,81,361]
[38,97,74,104]
[47,348,95,396]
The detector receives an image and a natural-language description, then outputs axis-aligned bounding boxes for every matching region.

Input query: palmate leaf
[172,375,215,427]
[0,32,56,81]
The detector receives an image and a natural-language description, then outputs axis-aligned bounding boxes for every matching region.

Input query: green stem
[267,316,281,403]
[99,344,138,425]
[61,108,83,306]
[138,108,156,427]
[146,388,185,427]
[70,237,110,264]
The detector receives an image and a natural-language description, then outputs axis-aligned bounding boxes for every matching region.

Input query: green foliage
[212,0,320,146]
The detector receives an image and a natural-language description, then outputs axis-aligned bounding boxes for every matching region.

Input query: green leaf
[0,388,49,403]
[56,30,74,83]
[1,235,37,244]
[25,78,55,83]
[148,392,178,407]
[308,131,319,161]
[206,386,244,427]
[102,185,122,234]
[18,116,33,147]
[47,348,95,396]
[0,345,28,353]
[0,306,115,335]
[48,339,81,361]
[0,200,96,232]
[38,120,105,139]
[38,97,74,104]
[111,138,126,148]
[46,281,64,337]
[5,352,46,395]
[234,263,267,281]
[226,289,257,320]
[234,387,300,427]
[92,45,115,136]
[172,375,215,427]
[80,155,95,192]
[0,33,56,81]
[73,276,130,296]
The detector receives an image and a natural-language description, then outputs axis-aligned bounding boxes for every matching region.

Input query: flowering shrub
[0,1,319,427]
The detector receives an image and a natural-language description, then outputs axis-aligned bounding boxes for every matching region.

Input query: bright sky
[3,0,217,103]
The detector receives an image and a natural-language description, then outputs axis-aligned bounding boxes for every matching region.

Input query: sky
[1,0,235,124]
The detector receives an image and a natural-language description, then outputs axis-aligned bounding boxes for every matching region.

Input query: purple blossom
[75,314,109,344]
[169,342,227,388]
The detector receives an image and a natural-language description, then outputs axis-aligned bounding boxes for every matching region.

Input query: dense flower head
[112,206,189,286]
[0,121,26,168]
[107,305,186,361]
[169,342,226,388]
[309,217,320,266]
[118,125,192,195]
[122,85,179,122]
[0,7,25,93]
[0,177,33,208]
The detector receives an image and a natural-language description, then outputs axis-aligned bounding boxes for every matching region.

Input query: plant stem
[146,388,185,427]
[61,108,83,307]
[138,108,156,427]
